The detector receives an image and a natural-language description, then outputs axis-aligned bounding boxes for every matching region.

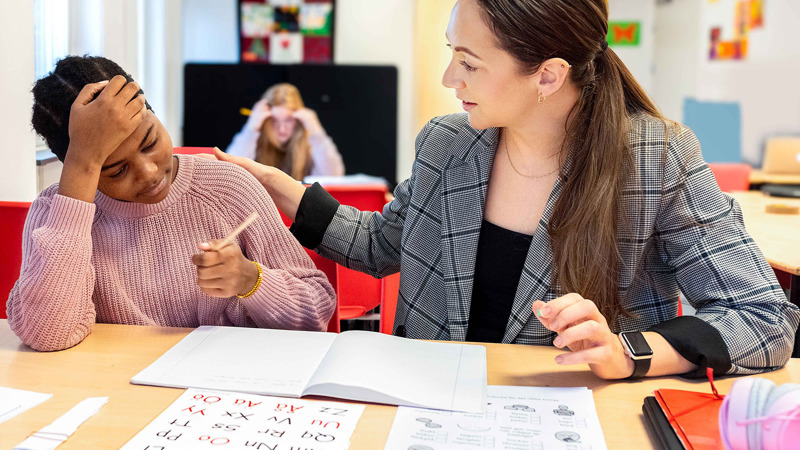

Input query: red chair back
[324,185,391,321]
[380,273,400,334]
[173,147,214,155]
[1,201,31,319]
[277,184,399,331]
[707,163,752,192]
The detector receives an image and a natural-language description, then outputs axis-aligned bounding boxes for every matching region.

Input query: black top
[466,220,532,343]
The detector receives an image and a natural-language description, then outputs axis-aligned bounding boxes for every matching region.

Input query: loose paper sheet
[0,386,52,424]
[15,396,107,450]
[122,388,364,450]
[384,386,608,450]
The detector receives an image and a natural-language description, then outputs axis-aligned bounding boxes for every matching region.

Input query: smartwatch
[618,331,653,379]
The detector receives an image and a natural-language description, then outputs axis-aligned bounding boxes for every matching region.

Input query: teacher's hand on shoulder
[533,295,634,380]
[211,148,306,222]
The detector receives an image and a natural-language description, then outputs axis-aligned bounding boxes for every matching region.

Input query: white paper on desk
[121,388,364,450]
[0,387,53,423]
[132,326,338,397]
[305,331,487,413]
[0,387,52,424]
[384,385,608,450]
[15,396,107,450]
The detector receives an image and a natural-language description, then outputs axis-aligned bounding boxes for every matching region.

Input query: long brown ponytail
[477,0,664,322]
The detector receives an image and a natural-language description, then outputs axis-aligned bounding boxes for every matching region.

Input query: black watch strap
[630,357,651,379]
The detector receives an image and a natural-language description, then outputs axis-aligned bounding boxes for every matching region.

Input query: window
[34,0,70,81]
[33,0,70,151]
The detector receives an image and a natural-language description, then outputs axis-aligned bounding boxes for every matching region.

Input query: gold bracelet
[237,261,262,298]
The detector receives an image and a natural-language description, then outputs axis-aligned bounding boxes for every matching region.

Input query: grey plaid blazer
[316,113,799,374]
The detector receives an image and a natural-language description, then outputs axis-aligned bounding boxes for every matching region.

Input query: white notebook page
[131,326,337,396]
[304,331,487,413]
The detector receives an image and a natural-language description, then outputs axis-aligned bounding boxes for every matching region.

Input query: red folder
[653,388,725,450]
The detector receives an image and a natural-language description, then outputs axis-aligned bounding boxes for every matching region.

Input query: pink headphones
[719,378,800,450]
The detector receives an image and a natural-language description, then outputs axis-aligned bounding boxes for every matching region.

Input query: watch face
[621,332,653,358]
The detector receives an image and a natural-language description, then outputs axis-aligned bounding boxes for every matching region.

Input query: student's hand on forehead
[66,74,148,168]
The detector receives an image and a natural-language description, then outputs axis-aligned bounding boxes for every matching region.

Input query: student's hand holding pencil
[192,213,262,298]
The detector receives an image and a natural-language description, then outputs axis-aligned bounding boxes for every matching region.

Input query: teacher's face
[442,0,540,130]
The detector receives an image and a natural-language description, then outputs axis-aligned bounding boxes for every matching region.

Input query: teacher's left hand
[533,294,634,379]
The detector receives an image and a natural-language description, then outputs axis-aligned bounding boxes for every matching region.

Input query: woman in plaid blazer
[215,0,799,379]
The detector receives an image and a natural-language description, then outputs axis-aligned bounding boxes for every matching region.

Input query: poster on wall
[707,0,764,61]
[239,0,334,64]
[607,21,641,47]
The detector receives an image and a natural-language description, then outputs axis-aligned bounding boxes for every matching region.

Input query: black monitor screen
[183,63,398,185]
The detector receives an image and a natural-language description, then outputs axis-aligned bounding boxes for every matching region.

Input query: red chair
[707,162,752,192]
[380,271,400,335]
[324,185,402,333]
[1,201,32,319]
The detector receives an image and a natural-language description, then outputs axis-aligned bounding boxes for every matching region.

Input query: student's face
[97,111,176,204]
[270,106,298,145]
[442,0,540,130]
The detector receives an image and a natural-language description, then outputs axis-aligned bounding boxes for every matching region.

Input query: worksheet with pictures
[384,386,608,450]
[122,388,365,450]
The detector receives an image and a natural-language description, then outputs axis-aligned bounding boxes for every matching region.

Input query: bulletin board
[238,0,335,64]
[706,0,764,61]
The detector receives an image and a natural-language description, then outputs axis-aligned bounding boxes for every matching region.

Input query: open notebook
[132,326,487,413]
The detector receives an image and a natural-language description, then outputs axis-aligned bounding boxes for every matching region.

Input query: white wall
[651,0,702,122]
[182,0,238,63]
[181,0,415,181]
[653,0,800,165]
[333,0,415,180]
[608,0,656,92]
[0,1,37,202]
[695,0,800,164]
[144,0,184,145]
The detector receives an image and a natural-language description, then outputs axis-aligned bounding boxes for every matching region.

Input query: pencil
[240,107,252,117]
[212,212,259,251]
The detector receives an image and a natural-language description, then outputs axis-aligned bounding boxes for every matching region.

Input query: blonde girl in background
[227,83,345,180]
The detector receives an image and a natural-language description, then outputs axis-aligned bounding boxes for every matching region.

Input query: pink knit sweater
[7,155,335,351]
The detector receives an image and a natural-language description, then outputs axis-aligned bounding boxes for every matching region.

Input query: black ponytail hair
[31,55,152,162]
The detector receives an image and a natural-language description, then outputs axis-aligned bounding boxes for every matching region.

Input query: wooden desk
[731,191,800,279]
[1,321,799,449]
[750,169,800,186]
[731,191,800,357]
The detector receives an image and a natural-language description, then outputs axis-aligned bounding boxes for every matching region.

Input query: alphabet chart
[122,389,365,450]
[384,386,607,450]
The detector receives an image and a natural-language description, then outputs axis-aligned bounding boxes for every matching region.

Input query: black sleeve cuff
[289,182,340,249]
[647,315,732,378]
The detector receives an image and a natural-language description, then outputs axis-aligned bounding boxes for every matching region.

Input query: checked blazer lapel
[439,126,499,341]
[501,172,566,344]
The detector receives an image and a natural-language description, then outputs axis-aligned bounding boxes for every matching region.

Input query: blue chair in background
[683,98,742,163]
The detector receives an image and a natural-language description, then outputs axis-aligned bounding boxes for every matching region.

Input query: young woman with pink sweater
[7,56,335,352]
